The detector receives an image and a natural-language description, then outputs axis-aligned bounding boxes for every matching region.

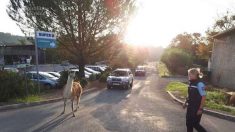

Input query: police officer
[183,68,207,132]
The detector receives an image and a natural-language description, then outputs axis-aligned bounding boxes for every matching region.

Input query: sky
[125,0,235,47]
[0,0,235,47]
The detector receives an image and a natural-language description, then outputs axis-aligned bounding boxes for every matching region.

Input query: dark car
[135,66,146,76]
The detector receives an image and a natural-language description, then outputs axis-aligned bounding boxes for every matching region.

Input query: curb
[0,87,98,112]
[167,91,235,122]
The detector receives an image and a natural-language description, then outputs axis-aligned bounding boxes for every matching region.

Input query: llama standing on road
[61,71,83,117]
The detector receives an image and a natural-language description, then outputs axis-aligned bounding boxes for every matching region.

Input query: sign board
[36,31,56,48]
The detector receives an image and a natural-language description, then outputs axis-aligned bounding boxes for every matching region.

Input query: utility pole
[34,29,40,94]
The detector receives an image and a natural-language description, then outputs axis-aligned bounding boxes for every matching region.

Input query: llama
[61,71,83,117]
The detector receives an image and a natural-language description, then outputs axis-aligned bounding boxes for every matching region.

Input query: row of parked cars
[3,65,108,89]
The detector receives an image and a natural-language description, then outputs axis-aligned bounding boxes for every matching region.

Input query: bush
[89,74,97,81]
[161,48,193,75]
[0,71,38,102]
[99,71,110,82]
[58,71,69,88]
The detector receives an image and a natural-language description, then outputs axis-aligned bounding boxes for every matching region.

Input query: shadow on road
[32,113,73,132]
[94,88,132,104]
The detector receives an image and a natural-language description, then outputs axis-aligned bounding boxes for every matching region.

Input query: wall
[211,33,235,89]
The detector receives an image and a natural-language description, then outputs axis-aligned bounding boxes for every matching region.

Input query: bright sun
[124,0,233,47]
[124,0,181,47]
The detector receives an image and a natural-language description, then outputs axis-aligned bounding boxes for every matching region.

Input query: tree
[7,0,135,77]
[205,11,235,60]
[211,11,235,32]
[161,48,193,75]
[170,33,192,52]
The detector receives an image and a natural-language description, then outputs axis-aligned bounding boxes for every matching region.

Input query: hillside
[0,32,31,45]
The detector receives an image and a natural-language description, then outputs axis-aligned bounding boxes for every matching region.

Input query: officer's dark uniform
[186,80,207,132]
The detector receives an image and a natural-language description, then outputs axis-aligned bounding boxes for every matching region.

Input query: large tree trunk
[78,54,85,78]
[79,63,85,78]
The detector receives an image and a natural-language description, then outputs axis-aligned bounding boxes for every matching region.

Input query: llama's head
[68,71,76,79]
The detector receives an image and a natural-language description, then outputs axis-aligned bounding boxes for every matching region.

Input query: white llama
[61,71,83,117]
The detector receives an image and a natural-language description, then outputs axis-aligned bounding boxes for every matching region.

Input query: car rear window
[112,71,128,76]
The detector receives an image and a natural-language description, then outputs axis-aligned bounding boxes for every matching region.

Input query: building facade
[211,28,235,89]
[0,45,45,65]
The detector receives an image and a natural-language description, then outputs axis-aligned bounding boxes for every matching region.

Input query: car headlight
[122,79,129,83]
[107,77,112,82]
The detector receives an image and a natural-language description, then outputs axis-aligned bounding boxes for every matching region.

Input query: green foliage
[13,95,42,103]
[161,48,193,75]
[166,82,188,96]
[89,74,97,81]
[206,91,227,105]
[166,81,235,115]
[0,71,38,102]
[99,71,110,82]
[0,32,30,45]
[157,62,172,77]
[58,71,68,89]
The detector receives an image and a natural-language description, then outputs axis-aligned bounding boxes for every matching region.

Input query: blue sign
[36,31,56,48]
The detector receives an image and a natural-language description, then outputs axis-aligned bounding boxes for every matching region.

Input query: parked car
[97,65,108,70]
[135,66,146,76]
[4,67,19,73]
[47,72,61,78]
[26,71,59,88]
[86,65,105,72]
[85,67,101,75]
[70,69,90,79]
[107,68,134,89]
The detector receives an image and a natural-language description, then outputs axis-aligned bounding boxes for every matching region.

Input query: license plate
[113,83,120,85]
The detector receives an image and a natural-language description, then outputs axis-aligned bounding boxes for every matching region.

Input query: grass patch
[166,81,235,115]
[157,62,172,77]
[166,82,188,97]
[13,95,42,103]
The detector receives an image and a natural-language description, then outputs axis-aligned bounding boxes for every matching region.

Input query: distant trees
[161,11,235,75]
[110,44,149,69]
[0,32,29,45]
[161,48,193,75]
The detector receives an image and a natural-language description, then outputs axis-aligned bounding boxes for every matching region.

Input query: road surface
[0,64,234,132]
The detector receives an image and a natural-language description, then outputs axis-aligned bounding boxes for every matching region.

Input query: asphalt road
[0,64,234,132]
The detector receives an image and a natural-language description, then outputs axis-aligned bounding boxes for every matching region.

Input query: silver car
[107,69,134,89]
[26,71,59,88]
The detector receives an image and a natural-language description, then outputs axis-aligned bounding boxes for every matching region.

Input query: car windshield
[112,71,128,76]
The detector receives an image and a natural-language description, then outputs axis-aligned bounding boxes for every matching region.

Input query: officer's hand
[182,103,187,109]
[197,109,203,115]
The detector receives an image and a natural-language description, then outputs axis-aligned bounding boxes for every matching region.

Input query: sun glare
[124,0,234,47]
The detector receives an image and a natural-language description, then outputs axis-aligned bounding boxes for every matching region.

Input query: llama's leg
[74,96,78,112]
[61,98,66,114]
[77,92,82,109]
[71,99,75,117]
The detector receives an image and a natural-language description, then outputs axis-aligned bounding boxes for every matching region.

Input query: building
[211,27,235,89]
[0,45,45,65]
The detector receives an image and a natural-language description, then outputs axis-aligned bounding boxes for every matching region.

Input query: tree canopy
[7,0,136,77]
